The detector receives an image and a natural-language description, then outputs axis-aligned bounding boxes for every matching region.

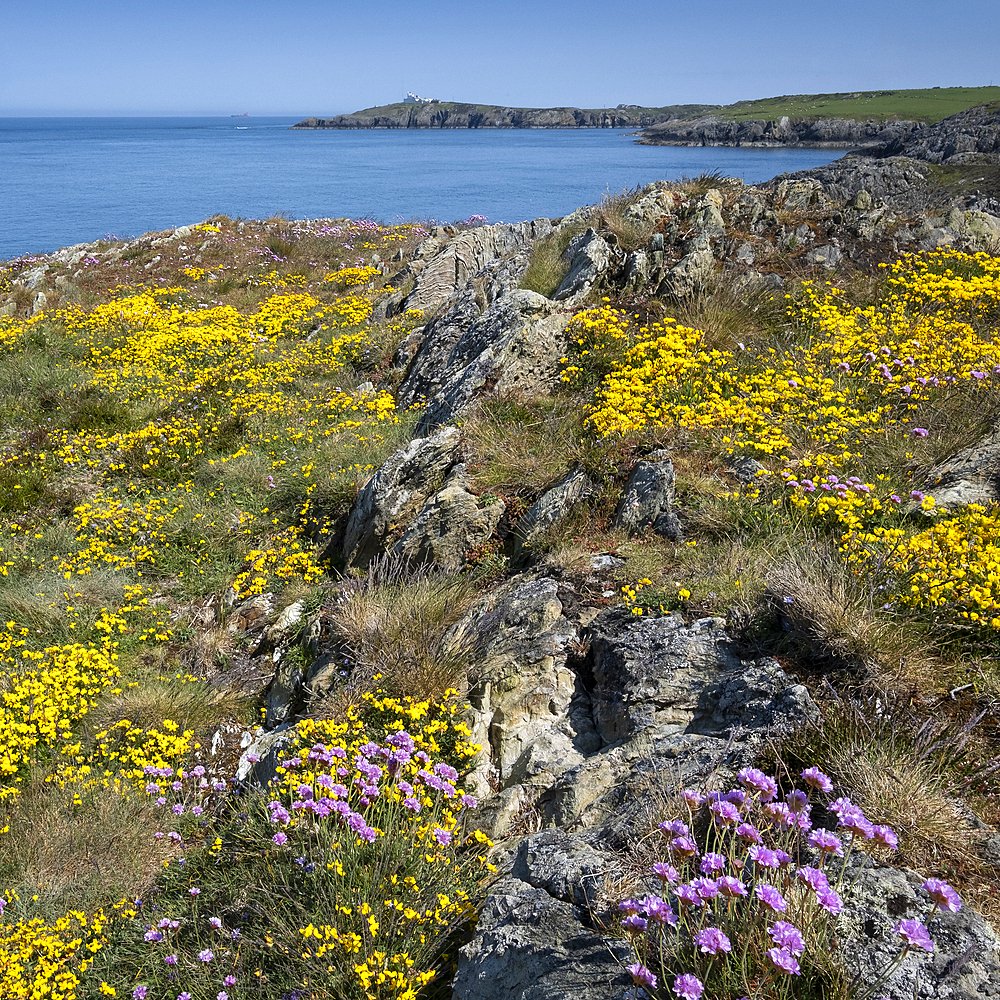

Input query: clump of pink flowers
[619,765,961,998]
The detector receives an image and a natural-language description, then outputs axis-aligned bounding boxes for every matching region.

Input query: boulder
[342,426,461,567]
[449,575,592,805]
[587,609,819,747]
[838,861,1000,999]
[404,220,552,313]
[553,228,614,302]
[391,463,504,570]
[453,874,632,1000]
[922,424,1000,510]
[410,290,572,433]
[657,233,716,298]
[611,449,683,540]
[514,468,594,551]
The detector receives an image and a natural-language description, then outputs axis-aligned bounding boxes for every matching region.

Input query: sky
[2,0,998,116]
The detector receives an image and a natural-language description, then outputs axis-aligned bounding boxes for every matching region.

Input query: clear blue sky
[2,0,997,116]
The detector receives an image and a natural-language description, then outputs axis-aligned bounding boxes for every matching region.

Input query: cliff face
[291,102,713,130]
[865,101,1000,162]
[636,114,924,148]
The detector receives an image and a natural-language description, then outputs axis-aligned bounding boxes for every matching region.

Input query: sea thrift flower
[756,883,788,912]
[798,867,830,893]
[652,862,680,883]
[737,767,778,799]
[673,973,705,1000]
[709,800,741,826]
[801,767,833,792]
[808,829,844,856]
[660,819,689,836]
[699,852,726,874]
[748,845,782,868]
[816,886,843,914]
[198,949,214,962]
[670,835,699,856]
[695,927,732,956]
[922,879,961,912]
[871,825,899,849]
[894,919,934,952]
[770,920,805,955]
[627,963,657,989]
[621,914,648,934]
[681,789,705,808]
[767,947,801,975]
[736,822,763,844]
[716,876,748,898]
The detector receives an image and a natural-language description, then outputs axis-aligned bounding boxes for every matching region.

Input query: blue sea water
[0,116,843,261]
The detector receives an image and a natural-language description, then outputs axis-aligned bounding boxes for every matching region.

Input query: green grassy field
[717,86,1000,123]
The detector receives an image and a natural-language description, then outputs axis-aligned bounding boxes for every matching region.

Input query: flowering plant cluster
[585,248,1000,463]
[76,690,491,1000]
[619,766,960,999]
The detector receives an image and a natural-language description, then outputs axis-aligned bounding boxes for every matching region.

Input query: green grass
[716,86,1000,123]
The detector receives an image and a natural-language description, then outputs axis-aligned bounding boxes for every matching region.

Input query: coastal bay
[1,118,839,260]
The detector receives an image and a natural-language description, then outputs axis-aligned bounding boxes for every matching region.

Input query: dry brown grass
[0,774,170,917]
[772,696,1000,924]
[327,554,479,702]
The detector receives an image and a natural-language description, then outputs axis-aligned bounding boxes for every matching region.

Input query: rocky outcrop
[513,469,594,552]
[292,102,714,130]
[867,102,1000,164]
[838,859,1000,1000]
[638,115,924,149]
[402,220,552,314]
[552,229,614,302]
[400,289,572,433]
[452,577,819,841]
[392,463,504,570]
[612,451,682,540]
[342,426,462,567]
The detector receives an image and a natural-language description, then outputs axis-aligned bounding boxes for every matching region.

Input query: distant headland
[291,86,1000,149]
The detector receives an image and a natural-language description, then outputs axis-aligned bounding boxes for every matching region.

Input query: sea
[0,116,844,261]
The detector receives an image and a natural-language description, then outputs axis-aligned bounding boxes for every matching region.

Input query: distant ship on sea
[230,113,250,118]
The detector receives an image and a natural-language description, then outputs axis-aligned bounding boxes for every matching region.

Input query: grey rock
[587,610,818,747]
[922,424,1000,510]
[553,228,613,302]
[623,250,649,289]
[510,829,620,911]
[777,177,830,210]
[515,468,593,551]
[453,876,632,1000]
[392,463,504,571]
[412,290,572,433]
[451,575,593,805]
[263,653,304,728]
[397,287,483,409]
[690,188,726,234]
[235,725,298,789]
[728,456,767,483]
[838,862,1000,999]
[658,233,716,299]
[802,244,844,268]
[342,426,461,567]
[612,449,683,541]
[404,220,550,313]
